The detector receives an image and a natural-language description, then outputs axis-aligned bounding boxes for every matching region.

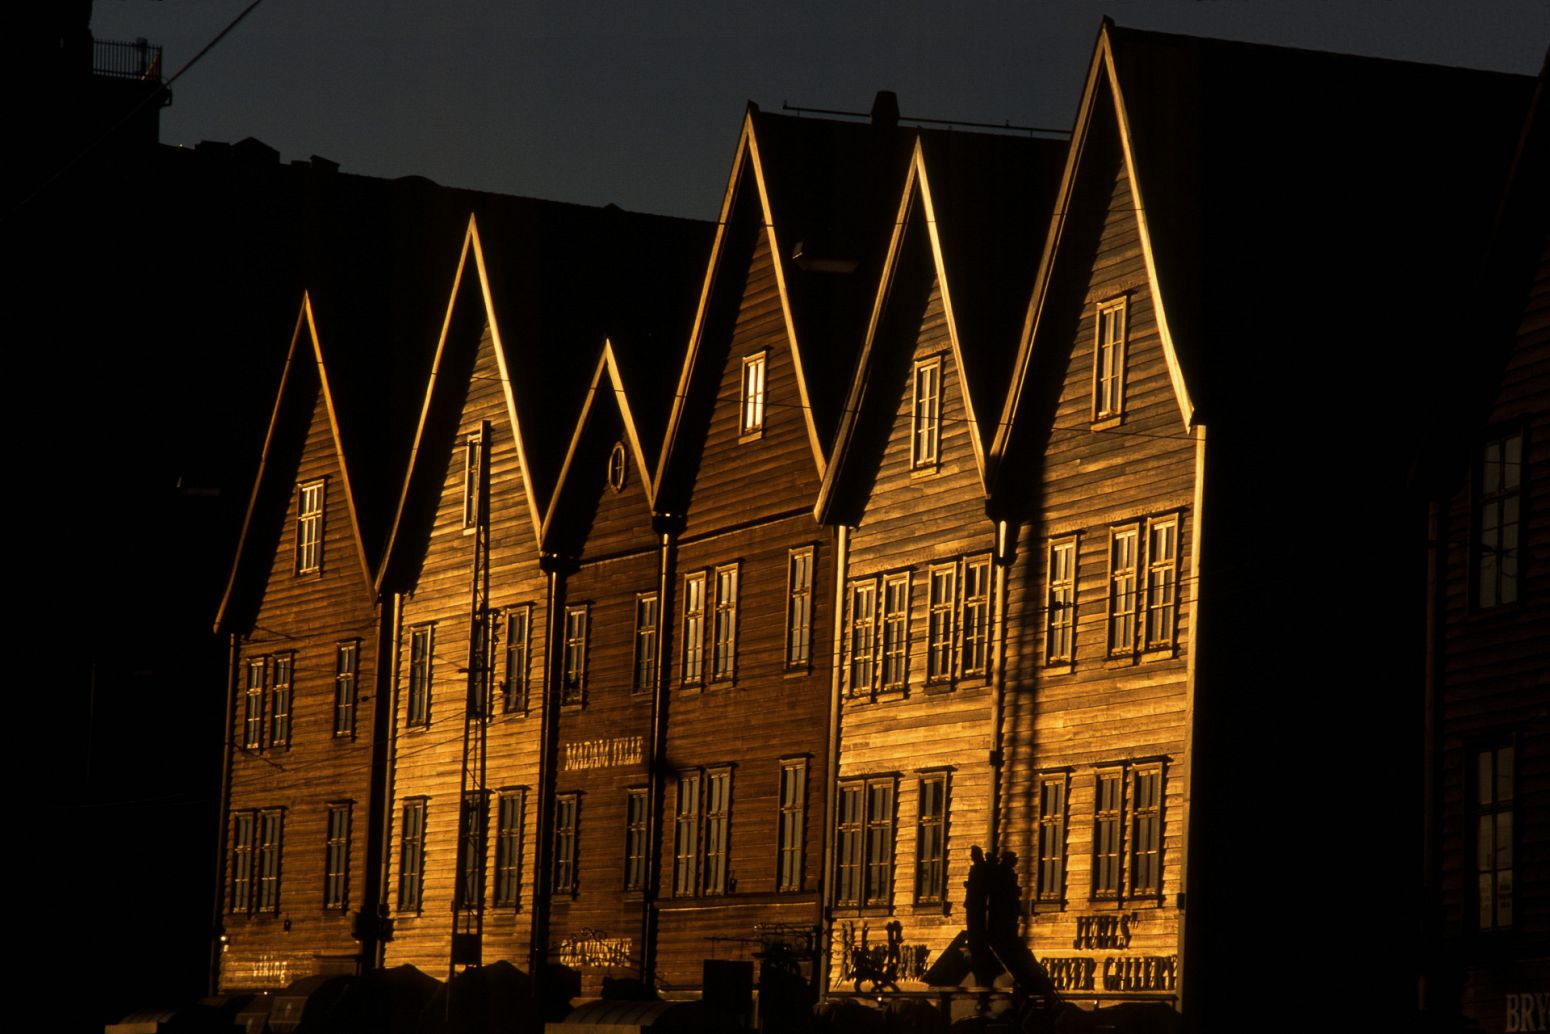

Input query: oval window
[607,442,628,493]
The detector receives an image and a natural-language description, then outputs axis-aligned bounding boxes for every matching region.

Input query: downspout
[531,561,564,996]
[374,592,404,970]
[1175,422,1207,1018]
[987,520,1013,855]
[642,522,679,986]
[1421,491,1447,1013]
[210,632,240,995]
[818,523,849,1000]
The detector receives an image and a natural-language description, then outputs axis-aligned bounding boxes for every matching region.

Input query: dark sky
[91,1,1547,219]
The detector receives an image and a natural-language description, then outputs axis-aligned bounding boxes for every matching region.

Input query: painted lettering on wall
[1508,992,1550,1033]
[563,736,643,771]
[1072,913,1134,950]
[1036,954,1176,993]
[556,929,633,969]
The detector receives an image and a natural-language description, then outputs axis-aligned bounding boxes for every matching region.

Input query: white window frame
[562,605,588,706]
[1092,296,1128,423]
[682,572,706,685]
[296,479,325,575]
[785,547,814,670]
[912,357,942,470]
[462,424,486,531]
[740,352,767,438]
[927,562,957,683]
[711,564,739,682]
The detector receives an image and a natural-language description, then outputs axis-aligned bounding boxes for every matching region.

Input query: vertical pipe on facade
[210,632,240,995]
[531,563,562,998]
[1175,423,1206,1017]
[988,520,1011,856]
[642,527,675,986]
[1421,482,1446,1013]
[818,523,849,999]
[375,591,404,971]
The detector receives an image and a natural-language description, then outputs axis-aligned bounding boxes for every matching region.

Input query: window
[1475,431,1524,608]
[1035,774,1067,904]
[504,606,530,713]
[634,594,658,693]
[625,789,648,893]
[916,774,948,905]
[673,773,700,896]
[703,769,732,895]
[682,573,705,684]
[562,605,587,705]
[494,789,524,909]
[1144,517,1179,650]
[334,642,358,737]
[741,353,767,436]
[296,480,324,575]
[881,573,910,690]
[456,791,487,910]
[961,557,991,677]
[269,653,293,748]
[912,358,942,469]
[847,580,878,695]
[836,777,895,908]
[407,626,433,727]
[927,564,956,682]
[1092,771,1123,899]
[553,794,578,896]
[1046,539,1077,665]
[1107,527,1139,655]
[607,441,628,493]
[470,611,494,718]
[231,812,255,913]
[243,657,265,750]
[1130,767,1163,897]
[462,426,485,530]
[712,565,738,681]
[777,760,807,892]
[1092,298,1127,421]
[398,799,426,912]
[324,803,351,910]
[1474,743,1515,930]
[786,548,814,669]
[257,809,284,913]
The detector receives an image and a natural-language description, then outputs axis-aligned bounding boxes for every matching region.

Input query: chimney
[870,90,899,129]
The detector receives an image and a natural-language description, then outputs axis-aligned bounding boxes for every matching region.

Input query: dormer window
[296,480,325,575]
[740,353,767,438]
[1093,297,1128,424]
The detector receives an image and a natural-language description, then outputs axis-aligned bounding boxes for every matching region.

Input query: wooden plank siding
[1000,141,1194,997]
[384,324,547,977]
[223,385,381,991]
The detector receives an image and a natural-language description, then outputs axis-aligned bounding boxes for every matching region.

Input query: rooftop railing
[93,38,163,81]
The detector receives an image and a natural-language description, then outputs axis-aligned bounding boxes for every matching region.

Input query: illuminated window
[624,789,648,892]
[1130,766,1163,897]
[504,606,530,713]
[296,480,324,575]
[836,777,895,908]
[494,790,524,908]
[324,803,351,910]
[961,556,991,677]
[912,357,941,469]
[777,759,807,892]
[786,548,813,669]
[462,425,486,530]
[1092,771,1122,899]
[230,812,255,913]
[1144,517,1179,650]
[881,573,909,690]
[407,626,433,727]
[741,353,767,436]
[927,564,956,682]
[1093,297,1127,422]
[257,808,284,913]
[673,772,699,896]
[1474,431,1523,609]
[1474,742,1515,930]
[334,642,358,737]
[269,653,293,748]
[1035,774,1067,904]
[847,580,878,695]
[553,794,578,896]
[562,605,587,705]
[1107,527,1139,655]
[456,791,487,910]
[712,565,738,681]
[1046,538,1077,665]
[243,657,265,750]
[915,774,948,905]
[398,798,426,912]
[682,573,705,684]
[634,593,659,693]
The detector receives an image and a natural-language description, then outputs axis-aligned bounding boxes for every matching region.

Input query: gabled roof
[654,105,917,504]
[818,130,1066,520]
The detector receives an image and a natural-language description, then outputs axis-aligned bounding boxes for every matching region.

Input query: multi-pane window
[456,791,487,910]
[494,790,524,908]
[670,768,731,896]
[741,353,767,436]
[1035,775,1067,904]
[634,594,659,693]
[848,581,878,695]
[881,573,909,690]
[552,794,578,896]
[1130,767,1163,896]
[1475,431,1523,608]
[1046,539,1077,664]
[786,548,814,669]
[777,760,807,892]
[334,642,358,737]
[504,606,530,713]
[915,774,948,905]
[703,769,731,895]
[673,773,700,896]
[562,605,587,705]
[624,789,649,893]
[912,357,942,469]
[1475,743,1515,930]
[1092,771,1123,899]
[470,612,494,718]
[712,566,738,681]
[269,653,293,748]
[682,573,705,684]
[407,626,433,727]
[1144,517,1179,649]
[324,803,351,910]
[927,564,956,682]
[243,657,265,749]
[961,557,991,677]
[231,812,255,913]
[462,427,485,530]
[398,799,426,912]
[296,480,324,575]
[257,809,284,913]
[1107,527,1140,655]
[835,777,895,908]
[1093,298,1127,421]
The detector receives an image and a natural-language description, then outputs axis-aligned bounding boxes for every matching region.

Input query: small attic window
[608,442,628,493]
[741,353,767,439]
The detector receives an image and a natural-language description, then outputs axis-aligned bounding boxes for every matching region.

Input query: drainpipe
[531,560,564,997]
[210,632,240,995]
[642,520,679,986]
[818,524,849,999]
[987,520,1013,855]
[367,591,403,971]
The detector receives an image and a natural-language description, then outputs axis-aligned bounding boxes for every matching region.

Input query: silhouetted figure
[964,845,999,988]
[986,851,1059,1010]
